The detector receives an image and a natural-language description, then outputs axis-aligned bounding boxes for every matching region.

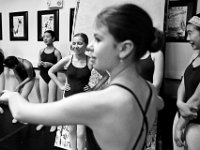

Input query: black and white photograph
[1,0,200,150]
[37,9,59,41]
[9,11,28,40]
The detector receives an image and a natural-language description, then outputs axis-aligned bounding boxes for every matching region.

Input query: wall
[0,0,166,101]
[0,0,76,66]
[75,0,166,41]
[0,0,77,101]
[165,0,200,79]
[0,0,166,68]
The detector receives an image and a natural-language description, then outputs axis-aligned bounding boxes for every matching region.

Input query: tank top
[64,56,91,97]
[86,82,152,150]
[138,54,154,82]
[184,55,200,123]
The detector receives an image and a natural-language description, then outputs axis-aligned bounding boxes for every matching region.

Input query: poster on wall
[166,0,197,42]
[0,13,2,40]
[37,9,59,41]
[9,11,28,41]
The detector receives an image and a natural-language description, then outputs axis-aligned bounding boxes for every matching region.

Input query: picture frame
[9,11,28,41]
[37,9,59,41]
[0,13,2,40]
[69,8,75,41]
[166,0,197,42]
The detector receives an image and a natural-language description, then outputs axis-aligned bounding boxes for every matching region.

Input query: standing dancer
[37,30,62,132]
[49,33,91,150]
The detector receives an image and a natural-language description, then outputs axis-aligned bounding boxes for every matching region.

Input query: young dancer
[3,56,35,123]
[49,33,91,150]
[37,30,62,132]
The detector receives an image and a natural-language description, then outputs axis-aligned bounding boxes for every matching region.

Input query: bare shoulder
[151,50,163,59]
[98,85,135,113]
[57,56,70,63]
[39,48,44,54]
[54,49,61,56]
[190,51,199,60]
[85,86,134,126]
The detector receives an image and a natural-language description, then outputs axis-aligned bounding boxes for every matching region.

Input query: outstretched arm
[0,89,110,127]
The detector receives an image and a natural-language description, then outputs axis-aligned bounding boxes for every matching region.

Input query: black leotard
[138,54,154,82]
[63,56,91,97]
[40,48,58,83]
[184,55,200,123]
[86,82,153,150]
[0,52,4,74]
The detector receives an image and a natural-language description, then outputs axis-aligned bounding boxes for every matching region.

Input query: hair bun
[149,27,165,52]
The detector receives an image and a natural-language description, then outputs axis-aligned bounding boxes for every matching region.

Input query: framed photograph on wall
[37,9,59,41]
[166,0,197,42]
[0,13,2,40]
[69,8,75,41]
[9,11,28,41]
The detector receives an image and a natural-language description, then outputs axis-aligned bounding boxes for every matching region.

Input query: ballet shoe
[36,124,44,131]
[50,126,57,132]
[12,118,18,124]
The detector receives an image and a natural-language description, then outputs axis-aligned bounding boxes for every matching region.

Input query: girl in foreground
[0,3,163,150]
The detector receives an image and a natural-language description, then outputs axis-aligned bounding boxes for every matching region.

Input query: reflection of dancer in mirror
[0,48,5,114]
[3,56,36,123]
[0,3,164,150]
[49,33,92,150]
[37,30,62,132]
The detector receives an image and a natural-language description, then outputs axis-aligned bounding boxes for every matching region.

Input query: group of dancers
[1,2,200,150]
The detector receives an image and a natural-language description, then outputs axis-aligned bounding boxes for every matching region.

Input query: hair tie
[188,16,200,27]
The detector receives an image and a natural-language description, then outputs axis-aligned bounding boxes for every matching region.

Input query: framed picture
[69,8,75,41]
[9,11,28,41]
[166,0,197,42]
[37,9,59,41]
[0,13,2,40]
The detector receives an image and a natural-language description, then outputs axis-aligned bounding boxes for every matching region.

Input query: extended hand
[0,90,16,102]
